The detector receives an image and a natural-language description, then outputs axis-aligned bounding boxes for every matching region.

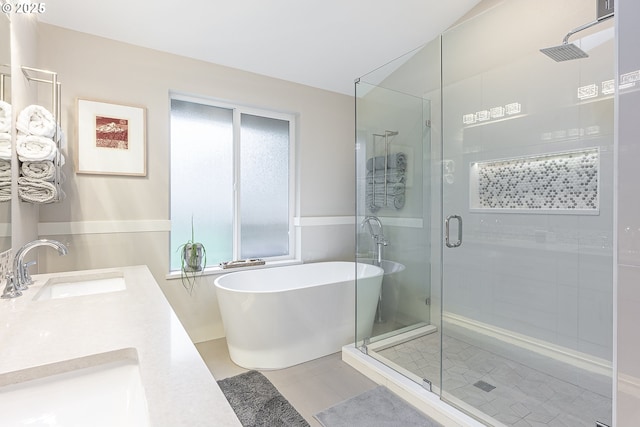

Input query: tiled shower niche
[469,148,599,213]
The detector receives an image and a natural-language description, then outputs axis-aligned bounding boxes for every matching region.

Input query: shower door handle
[445,215,463,248]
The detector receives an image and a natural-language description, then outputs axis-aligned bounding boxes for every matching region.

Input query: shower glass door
[440,1,614,426]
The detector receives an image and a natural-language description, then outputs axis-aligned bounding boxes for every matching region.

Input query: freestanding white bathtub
[214,261,384,370]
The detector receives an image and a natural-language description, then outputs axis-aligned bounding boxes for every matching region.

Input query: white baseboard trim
[619,373,640,400]
[37,217,354,236]
[294,216,424,228]
[37,215,422,236]
[294,216,355,227]
[443,312,612,377]
[38,220,172,236]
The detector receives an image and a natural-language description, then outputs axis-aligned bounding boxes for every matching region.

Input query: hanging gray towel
[366,152,407,171]
[366,168,406,184]
[366,182,406,212]
[366,182,405,196]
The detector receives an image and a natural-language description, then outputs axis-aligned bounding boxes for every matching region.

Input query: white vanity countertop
[0,265,242,427]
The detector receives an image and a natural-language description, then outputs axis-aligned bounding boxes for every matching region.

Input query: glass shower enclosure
[354,1,614,425]
[355,40,440,391]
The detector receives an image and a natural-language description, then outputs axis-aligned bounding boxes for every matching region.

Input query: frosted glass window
[170,97,295,272]
[240,114,290,258]
[170,99,233,270]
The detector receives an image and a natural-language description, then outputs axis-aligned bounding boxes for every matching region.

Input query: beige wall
[32,23,355,342]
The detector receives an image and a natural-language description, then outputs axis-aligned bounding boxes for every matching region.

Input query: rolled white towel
[0,101,11,133]
[16,105,56,138]
[21,161,55,181]
[0,160,10,178]
[18,177,61,204]
[22,162,65,184]
[17,135,58,162]
[0,132,11,160]
[0,177,10,202]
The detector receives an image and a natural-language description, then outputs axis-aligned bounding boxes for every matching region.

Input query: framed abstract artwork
[76,99,146,176]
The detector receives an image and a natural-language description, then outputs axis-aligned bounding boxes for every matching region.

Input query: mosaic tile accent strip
[473,148,598,212]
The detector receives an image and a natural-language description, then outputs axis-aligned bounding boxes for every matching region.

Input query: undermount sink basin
[33,271,126,301]
[360,259,405,275]
[0,348,149,427]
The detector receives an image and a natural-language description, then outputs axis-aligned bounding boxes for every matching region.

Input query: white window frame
[170,93,297,270]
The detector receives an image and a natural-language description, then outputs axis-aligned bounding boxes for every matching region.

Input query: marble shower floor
[376,332,612,427]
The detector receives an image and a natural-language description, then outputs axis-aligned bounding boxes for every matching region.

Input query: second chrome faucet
[361,216,388,266]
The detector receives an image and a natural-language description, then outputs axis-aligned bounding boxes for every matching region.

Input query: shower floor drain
[473,380,496,392]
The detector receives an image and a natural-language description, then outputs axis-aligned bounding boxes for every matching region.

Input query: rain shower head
[540,43,589,62]
[540,0,614,62]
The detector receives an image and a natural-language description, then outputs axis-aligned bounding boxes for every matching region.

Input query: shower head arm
[562,14,613,45]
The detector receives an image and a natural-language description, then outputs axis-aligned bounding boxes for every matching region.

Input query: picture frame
[76,99,146,176]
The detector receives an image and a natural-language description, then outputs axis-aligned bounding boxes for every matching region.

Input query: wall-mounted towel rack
[367,130,406,212]
[21,66,61,122]
[371,130,398,206]
[20,66,63,203]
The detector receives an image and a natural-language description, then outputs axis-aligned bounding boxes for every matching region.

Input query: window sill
[165,258,302,281]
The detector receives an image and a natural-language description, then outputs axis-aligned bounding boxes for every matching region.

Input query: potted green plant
[178,216,206,293]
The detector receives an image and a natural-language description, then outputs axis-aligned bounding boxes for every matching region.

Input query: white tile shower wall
[445,161,613,359]
[441,0,613,363]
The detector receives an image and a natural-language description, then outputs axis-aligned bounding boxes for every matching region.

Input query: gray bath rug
[314,386,443,427]
[217,370,309,427]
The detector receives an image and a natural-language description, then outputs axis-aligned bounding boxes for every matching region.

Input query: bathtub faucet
[361,216,388,266]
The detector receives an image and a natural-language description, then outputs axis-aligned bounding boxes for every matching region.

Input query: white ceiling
[38,0,480,95]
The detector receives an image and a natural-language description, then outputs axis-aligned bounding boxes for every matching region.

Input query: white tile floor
[196,338,378,427]
[376,332,612,427]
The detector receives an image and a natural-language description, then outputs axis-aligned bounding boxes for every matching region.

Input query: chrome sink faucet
[361,216,388,266]
[1,239,69,299]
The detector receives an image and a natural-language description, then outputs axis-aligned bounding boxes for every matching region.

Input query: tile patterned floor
[377,332,612,427]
